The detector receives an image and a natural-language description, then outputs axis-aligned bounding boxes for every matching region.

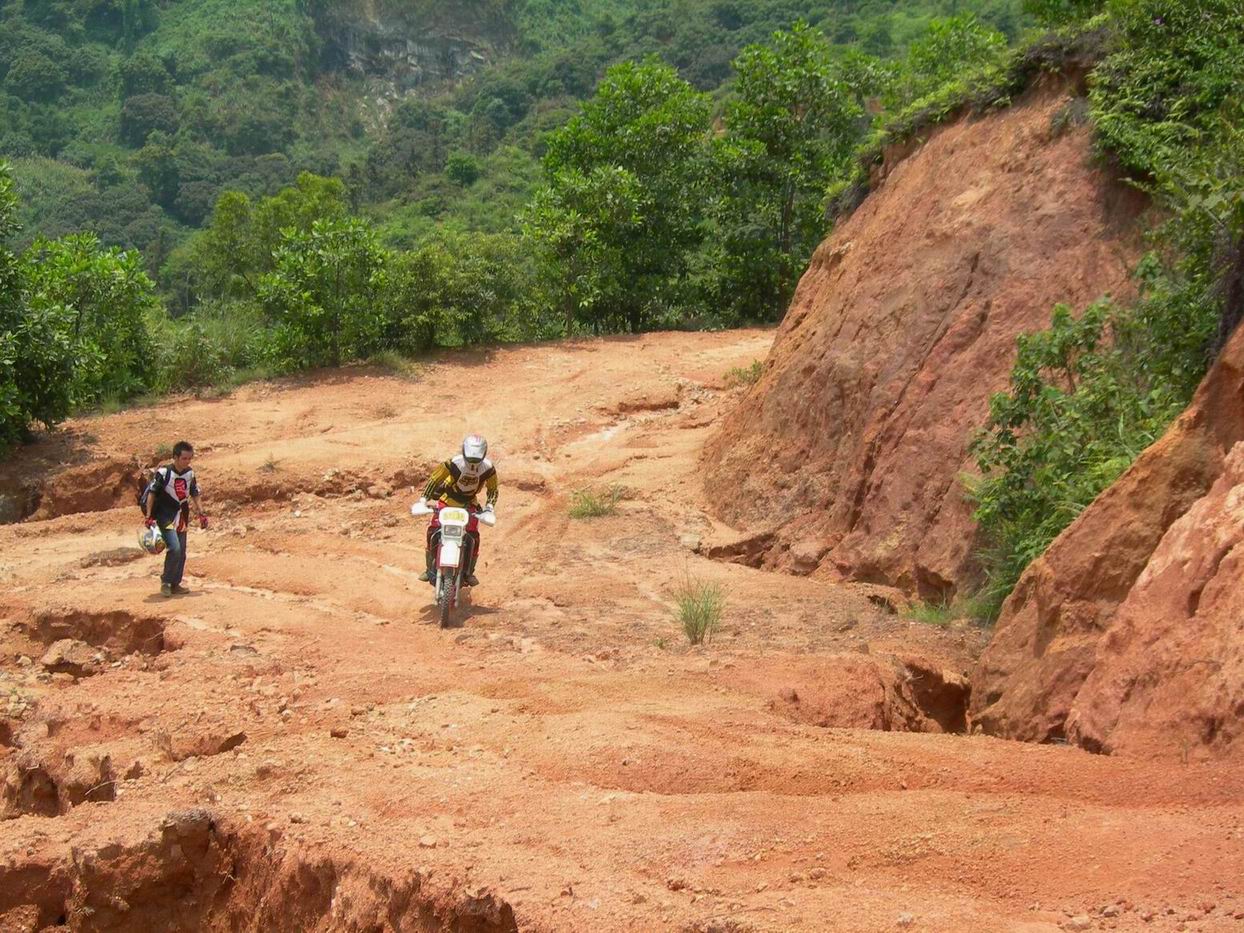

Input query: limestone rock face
[704,84,1145,598]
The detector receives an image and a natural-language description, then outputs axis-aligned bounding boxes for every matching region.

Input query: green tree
[120,93,179,146]
[530,59,711,334]
[0,165,30,450]
[711,23,864,321]
[1,163,159,449]
[259,217,389,370]
[118,50,172,97]
[885,15,1008,111]
[446,152,483,187]
[5,50,67,101]
[0,163,74,448]
[134,131,180,206]
[1022,0,1105,25]
[22,234,158,407]
[176,173,349,306]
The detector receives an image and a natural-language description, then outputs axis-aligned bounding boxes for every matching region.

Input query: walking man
[143,440,208,597]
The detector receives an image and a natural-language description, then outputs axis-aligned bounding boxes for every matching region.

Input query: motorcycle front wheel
[437,572,455,628]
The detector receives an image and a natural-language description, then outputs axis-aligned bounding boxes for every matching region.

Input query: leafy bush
[968,295,1206,616]
[22,233,158,408]
[259,217,389,371]
[150,299,265,392]
[1,163,161,449]
[0,165,45,451]
[1089,0,1244,178]
[967,1,1244,618]
[675,577,725,646]
[884,14,1008,111]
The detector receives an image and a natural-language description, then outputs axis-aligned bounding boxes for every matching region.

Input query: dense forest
[2,0,1241,615]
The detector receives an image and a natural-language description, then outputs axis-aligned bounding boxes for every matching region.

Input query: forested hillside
[2,0,1026,419]
[2,0,1023,261]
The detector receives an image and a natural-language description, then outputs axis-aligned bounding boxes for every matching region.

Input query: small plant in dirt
[904,599,956,628]
[724,360,763,387]
[904,594,993,628]
[154,443,173,459]
[260,453,281,473]
[569,485,623,519]
[369,350,422,380]
[675,576,725,646]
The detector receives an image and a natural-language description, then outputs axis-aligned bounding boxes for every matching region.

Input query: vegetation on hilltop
[968,0,1244,616]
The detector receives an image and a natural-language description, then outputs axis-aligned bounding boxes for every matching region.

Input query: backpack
[137,466,168,515]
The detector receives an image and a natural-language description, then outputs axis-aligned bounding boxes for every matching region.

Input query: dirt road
[2,331,1242,932]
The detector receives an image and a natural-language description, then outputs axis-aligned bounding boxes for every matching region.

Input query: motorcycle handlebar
[410,501,497,525]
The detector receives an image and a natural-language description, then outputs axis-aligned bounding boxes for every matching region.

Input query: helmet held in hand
[139,524,166,555]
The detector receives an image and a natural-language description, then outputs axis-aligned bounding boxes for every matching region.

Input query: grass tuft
[675,576,725,646]
[569,485,623,519]
[370,350,423,380]
[904,593,995,628]
[724,360,763,387]
[904,599,956,628]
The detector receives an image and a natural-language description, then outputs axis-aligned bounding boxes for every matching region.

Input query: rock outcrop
[313,1,508,91]
[704,83,1145,598]
[973,325,1244,758]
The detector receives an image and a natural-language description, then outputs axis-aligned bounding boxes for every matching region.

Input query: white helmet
[462,434,488,464]
[138,525,165,555]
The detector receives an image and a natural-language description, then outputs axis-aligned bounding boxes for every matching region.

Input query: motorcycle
[410,499,496,628]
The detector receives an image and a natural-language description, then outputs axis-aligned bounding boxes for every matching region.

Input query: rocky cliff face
[703,82,1146,598]
[973,324,1244,758]
[313,1,511,93]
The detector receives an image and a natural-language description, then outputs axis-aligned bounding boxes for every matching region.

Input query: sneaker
[160,583,173,597]
[172,584,191,596]
[464,573,480,587]
[418,570,432,583]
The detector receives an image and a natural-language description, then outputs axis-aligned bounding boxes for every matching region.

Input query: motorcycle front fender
[439,539,462,568]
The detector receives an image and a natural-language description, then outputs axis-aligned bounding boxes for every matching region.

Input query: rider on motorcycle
[416,434,498,586]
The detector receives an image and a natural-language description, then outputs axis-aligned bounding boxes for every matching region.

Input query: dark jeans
[160,527,188,586]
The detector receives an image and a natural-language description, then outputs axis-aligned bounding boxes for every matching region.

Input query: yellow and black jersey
[422,454,498,508]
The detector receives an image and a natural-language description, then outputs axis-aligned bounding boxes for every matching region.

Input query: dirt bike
[410,500,496,628]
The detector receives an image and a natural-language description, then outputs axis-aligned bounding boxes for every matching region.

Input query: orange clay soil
[1,330,1242,932]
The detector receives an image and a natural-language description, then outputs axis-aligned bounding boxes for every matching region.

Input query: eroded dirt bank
[703,81,1146,598]
[2,332,1243,932]
[974,321,1244,759]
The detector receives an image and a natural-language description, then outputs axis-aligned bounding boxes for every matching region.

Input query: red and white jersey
[157,466,198,504]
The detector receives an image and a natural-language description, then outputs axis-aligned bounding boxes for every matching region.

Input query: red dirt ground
[1,331,1242,932]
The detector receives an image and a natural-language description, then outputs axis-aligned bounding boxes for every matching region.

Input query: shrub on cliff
[969,0,1244,616]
